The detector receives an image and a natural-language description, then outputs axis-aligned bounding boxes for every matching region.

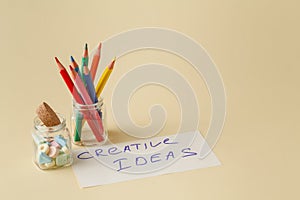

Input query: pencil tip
[109,57,116,69]
[55,57,64,70]
[98,42,102,50]
[68,65,76,79]
[70,56,75,62]
[84,43,89,57]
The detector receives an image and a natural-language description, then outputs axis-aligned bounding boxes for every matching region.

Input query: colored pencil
[69,63,78,79]
[69,66,104,141]
[55,57,103,142]
[72,56,101,139]
[70,56,86,140]
[55,57,83,103]
[95,58,116,97]
[83,66,97,103]
[90,43,102,82]
[68,64,84,142]
[83,65,103,120]
[69,66,92,104]
[70,56,79,72]
[80,43,89,83]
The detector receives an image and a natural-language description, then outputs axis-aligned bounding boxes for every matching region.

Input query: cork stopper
[36,102,61,127]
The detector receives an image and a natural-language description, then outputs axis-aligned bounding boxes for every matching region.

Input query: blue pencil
[83,65,97,103]
[83,65,102,118]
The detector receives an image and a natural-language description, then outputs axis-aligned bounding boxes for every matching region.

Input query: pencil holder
[71,97,107,146]
[32,113,73,170]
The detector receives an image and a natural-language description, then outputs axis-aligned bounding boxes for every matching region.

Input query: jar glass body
[71,98,107,146]
[32,114,73,170]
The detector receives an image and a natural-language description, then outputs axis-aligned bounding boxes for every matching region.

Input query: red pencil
[55,57,83,104]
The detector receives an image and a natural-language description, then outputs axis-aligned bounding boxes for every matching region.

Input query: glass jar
[71,98,107,146]
[32,113,73,170]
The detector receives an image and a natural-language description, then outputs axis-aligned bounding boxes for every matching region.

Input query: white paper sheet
[71,131,221,188]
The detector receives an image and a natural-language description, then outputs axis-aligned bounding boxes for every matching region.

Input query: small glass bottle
[32,113,73,170]
[71,97,107,146]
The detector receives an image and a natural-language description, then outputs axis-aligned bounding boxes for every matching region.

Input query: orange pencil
[90,43,102,82]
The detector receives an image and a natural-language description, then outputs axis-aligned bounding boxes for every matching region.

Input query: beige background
[0,0,299,199]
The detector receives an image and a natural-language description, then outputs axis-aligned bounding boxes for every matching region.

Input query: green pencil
[80,43,89,84]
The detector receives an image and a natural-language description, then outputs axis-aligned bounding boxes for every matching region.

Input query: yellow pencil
[96,58,116,97]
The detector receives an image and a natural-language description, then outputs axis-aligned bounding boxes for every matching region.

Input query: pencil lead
[70,56,75,62]
[69,64,75,69]
[108,57,116,70]
[97,42,102,55]
[84,43,89,57]
[54,57,60,64]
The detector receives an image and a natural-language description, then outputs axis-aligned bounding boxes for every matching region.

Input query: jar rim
[34,113,66,133]
[72,97,103,110]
